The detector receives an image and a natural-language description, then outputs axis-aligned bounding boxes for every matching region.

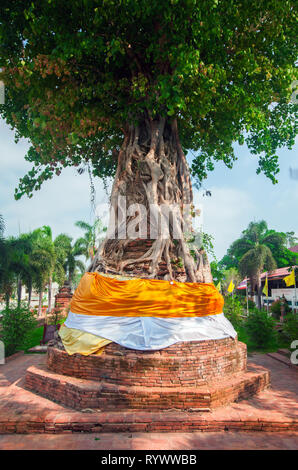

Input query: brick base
[1,407,296,435]
[25,362,270,411]
[25,338,270,411]
[47,337,247,386]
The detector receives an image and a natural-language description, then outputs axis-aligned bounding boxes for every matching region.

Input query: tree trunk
[47,276,52,313]
[256,272,262,310]
[28,282,32,308]
[38,290,43,317]
[17,277,22,308]
[89,117,212,283]
[4,282,12,309]
[249,277,254,297]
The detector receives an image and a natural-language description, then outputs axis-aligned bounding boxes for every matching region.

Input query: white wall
[261,287,298,309]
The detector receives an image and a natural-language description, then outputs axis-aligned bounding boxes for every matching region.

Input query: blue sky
[0,118,297,260]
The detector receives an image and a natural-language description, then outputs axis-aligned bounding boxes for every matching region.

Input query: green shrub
[247,299,256,310]
[282,313,298,345]
[245,309,278,350]
[0,304,38,356]
[270,298,291,319]
[235,296,256,311]
[46,307,67,326]
[223,296,244,329]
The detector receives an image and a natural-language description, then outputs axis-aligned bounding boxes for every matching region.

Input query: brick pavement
[0,352,297,435]
[0,431,297,450]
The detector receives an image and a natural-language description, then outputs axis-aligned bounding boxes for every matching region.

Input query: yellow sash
[70,272,224,318]
[59,324,111,356]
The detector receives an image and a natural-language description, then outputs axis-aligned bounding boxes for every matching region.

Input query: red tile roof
[238,266,296,287]
[260,267,292,279]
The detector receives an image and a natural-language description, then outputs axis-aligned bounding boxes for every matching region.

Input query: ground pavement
[0,352,297,450]
[0,431,297,450]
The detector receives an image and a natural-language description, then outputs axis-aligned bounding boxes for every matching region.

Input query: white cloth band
[64,311,237,351]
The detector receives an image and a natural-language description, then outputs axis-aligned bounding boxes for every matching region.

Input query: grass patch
[24,317,65,353]
[23,326,44,353]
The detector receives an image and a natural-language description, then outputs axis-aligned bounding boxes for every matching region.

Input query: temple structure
[25,272,270,412]
[54,281,73,312]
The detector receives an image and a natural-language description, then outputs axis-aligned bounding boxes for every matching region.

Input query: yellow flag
[262,276,268,297]
[284,269,295,287]
[227,280,235,293]
[216,281,221,292]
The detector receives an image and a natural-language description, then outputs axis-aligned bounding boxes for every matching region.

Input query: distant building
[237,266,297,310]
[236,244,298,310]
[260,267,297,310]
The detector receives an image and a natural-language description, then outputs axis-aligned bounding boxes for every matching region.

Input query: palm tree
[54,234,85,286]
[3,235,32,307]
[0,226,16,308]
[229,221,283,309]
[0,215,7,303]
[0,233,35,308]
[75,219,106,262]
[0,224,64,313]
[27,226,57,315]
[31,246,54,315]
[16,235,34,307]
[40,226,56,313]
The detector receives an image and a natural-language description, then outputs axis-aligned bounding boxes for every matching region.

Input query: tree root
[89,116,212,283]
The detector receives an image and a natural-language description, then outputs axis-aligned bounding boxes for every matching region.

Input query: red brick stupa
[26,337,269,411]
[54,281,73,313]
[25,273,270,413]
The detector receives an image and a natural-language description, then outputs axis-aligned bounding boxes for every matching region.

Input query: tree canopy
[0,0,297,199]
[54,233,86,283]
[215,220,294,308]
[0,217,88,308]
[220,220,298,271]
[75,219,107,262]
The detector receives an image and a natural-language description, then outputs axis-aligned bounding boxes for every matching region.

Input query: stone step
[28,345,48,353]
[1,403,297,435]
[25,363,270,412]
[267,352,297,369]
[278,349,291,358]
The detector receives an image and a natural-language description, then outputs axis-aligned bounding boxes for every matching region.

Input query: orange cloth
[70,272,224,318]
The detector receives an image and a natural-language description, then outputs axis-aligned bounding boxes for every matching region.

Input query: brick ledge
[25,362,270,412]
[0,409,296,434]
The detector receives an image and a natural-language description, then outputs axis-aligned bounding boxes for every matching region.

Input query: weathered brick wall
[25,338,271,412]
[54,282,72,310]
[25,359,269,412]
[47,337,247,387]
